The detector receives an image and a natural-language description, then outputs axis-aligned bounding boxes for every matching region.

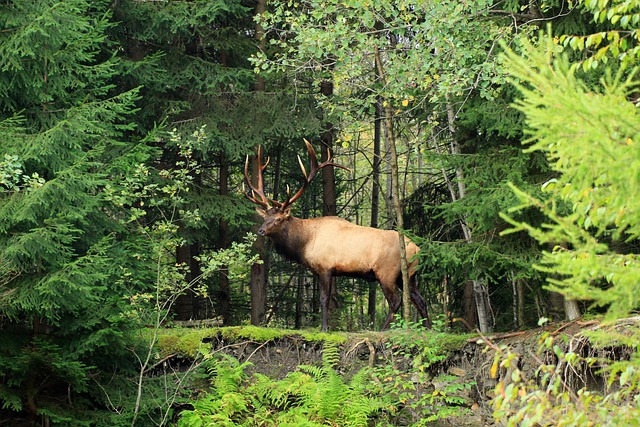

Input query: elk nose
[258,228,266,236]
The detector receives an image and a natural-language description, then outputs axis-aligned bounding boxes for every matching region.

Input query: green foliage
[0,1,160,422]
[561,0,640,71]
[178,344,390,427]
[255,0,510,120]
[0,0,118,115]
[492,0,640,423]
[370,320,474,425]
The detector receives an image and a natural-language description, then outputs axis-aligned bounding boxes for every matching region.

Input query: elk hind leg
[410,275,431,328]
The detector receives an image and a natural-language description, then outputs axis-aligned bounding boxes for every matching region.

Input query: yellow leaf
[490,355,500,378]
[627,137,633,145]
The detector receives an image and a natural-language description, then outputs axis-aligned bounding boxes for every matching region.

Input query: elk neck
[268,215,310,264]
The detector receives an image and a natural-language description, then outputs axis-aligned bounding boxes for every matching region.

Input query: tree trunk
[319,75,340,329]
[517,279,525,327]
[512,272,525,329]
[249,154,268,326]
[564,298,581,320]
[250,0,268,326]
[219,153,231,325]
[368,95,382,328]
[175,244,194,320]
[320,80,337,217]
[473,278,491,333]
[444,99,493,333]
[374,46,411,324]
[463,279,478,330]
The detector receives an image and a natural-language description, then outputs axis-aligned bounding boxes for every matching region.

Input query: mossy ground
[152,325,475,362]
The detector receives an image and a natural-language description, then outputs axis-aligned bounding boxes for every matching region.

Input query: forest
[1,0,639,425]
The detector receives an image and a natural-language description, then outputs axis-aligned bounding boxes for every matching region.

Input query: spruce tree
[0,1,156,423]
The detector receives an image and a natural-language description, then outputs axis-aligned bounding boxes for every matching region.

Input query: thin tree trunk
[473,279,491,333]
[512,272,519,328]
[443,275,450,329]
[374,46,411,324]
[319,73,340,329]
[517,278,525,327]
[512,271,525,329]
[444,99,492,333]
[320,80,337,217]
[249,154,268,326]
[368,95,382,328]
[463,280,478,331]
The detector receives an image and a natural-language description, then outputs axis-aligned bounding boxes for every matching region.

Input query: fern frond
[321,341,340,369]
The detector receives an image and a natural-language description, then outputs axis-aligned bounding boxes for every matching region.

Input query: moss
[435,332,477,353]
[156,328,216,358]
[151,326,471,360]
[219,325,348,344]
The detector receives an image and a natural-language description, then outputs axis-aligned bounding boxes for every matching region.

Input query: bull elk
[244,140,430,331]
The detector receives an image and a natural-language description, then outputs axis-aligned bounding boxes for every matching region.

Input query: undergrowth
[177,321,474,426]
[491,319,640,427]
[178,342,389,427]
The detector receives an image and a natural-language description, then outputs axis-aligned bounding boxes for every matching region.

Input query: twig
[244,340,272,364]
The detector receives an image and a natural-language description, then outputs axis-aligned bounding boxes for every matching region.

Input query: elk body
[245,140,430,331]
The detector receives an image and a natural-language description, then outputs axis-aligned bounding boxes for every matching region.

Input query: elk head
[243,139,348,235]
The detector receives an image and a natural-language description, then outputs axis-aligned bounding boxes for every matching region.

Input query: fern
[179,344,391,427]
[206,353,252,395]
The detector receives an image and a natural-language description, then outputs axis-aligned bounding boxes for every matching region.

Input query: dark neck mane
[269,217,308,264]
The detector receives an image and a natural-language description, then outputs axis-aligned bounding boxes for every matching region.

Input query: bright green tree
[502,3,640,325]
[493,1,640,424]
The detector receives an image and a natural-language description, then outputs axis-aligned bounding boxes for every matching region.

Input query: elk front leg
[318,271,332,332]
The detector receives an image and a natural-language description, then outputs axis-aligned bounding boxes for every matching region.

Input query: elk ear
[255,207,267,218]
[283,207,291,218]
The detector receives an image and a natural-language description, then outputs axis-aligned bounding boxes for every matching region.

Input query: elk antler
[243,145,271,209]
[272,138,351,210]
[244,140,350,211]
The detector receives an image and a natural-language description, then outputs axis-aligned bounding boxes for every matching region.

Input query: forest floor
[156,317,631,426]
